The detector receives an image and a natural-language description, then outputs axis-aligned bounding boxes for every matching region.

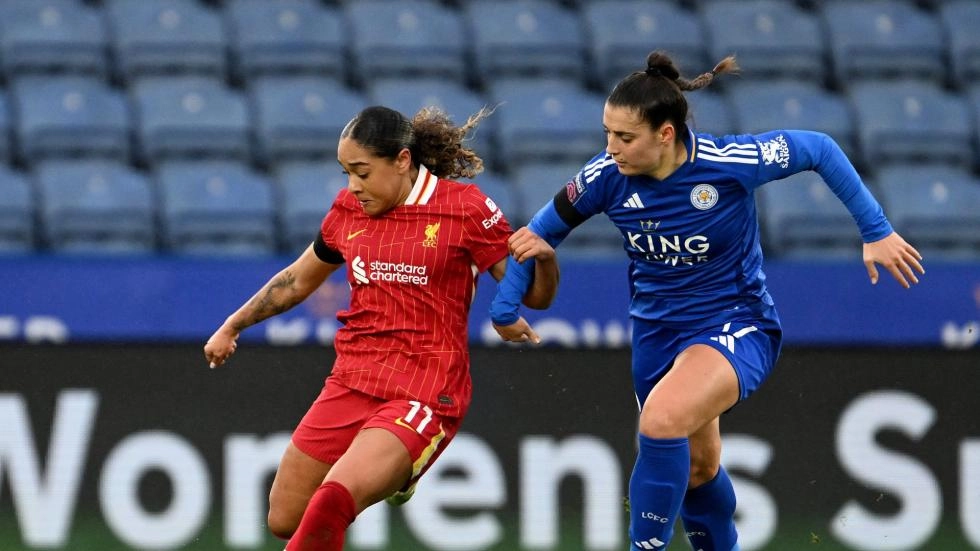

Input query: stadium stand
[0,166,35,253]
[35,159,156,254]
[757,170,866,259]
[701,0,827,84]
[874,163,980,258]
[582,0,708,91]
[249,75,367,166]
[224,0,347,83]
[0,0,109,79]
[940,1,980,89]
[464,1,587,84]
[346,0,467,85]
[12,75,131,163]
[0,0,974,260]
[132,76,250,164]
[157,160,277,255]
[275,160,346,254]
[490,77,606,168]
[106,0,226,81]
[821,0,946,85]
[849,79,974,168]
[727,80,858,165]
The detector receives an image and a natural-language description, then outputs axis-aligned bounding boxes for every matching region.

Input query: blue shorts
[631,314,783,407]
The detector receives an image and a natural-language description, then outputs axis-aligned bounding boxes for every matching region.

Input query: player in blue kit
[490,51,925,550]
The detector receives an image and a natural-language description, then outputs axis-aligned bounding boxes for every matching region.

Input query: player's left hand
[508,227,555,264]
[863,231,924,289]
[493,316,542,344]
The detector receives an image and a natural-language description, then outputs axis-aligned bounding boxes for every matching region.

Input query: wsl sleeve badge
[565,172,587,205]
[690,183,719,210]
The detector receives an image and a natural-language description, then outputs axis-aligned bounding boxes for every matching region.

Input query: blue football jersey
[517,129,892,326]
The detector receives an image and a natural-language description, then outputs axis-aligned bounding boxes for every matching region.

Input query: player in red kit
[204,105,558,551]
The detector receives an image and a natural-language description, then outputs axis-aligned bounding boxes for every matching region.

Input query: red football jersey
[320,165,512,418]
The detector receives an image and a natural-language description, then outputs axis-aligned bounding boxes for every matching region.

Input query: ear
[659,122,676,145]
[395,148,413,173]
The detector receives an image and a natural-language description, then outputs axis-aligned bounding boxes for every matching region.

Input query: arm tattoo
[232,270,299,331]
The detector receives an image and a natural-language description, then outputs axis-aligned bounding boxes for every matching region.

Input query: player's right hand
[492,316,542,344]
[204,328,239,368]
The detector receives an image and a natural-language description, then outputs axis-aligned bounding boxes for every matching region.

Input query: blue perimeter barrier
[0,256,976,348]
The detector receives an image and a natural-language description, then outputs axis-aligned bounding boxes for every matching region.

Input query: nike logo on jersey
[623,192,645,208]
[347,229,367,240]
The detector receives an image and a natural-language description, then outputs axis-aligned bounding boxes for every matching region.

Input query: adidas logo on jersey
[623,192,645,208]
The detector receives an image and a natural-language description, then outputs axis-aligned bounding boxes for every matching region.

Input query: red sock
[285,481,357,551]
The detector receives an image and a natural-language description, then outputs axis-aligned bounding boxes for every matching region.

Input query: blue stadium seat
[346,1,467,85]
[940,1,980,88]
[12,76,130,163]
[0,0,109,78]
[34,160,156,254]
[583,0,708,91]
[249,75,368,165]
[821,0,946,85]
[727,80,858,164]
[0,167,36,253]
[757,171,865,259]
[685,90,736,137]
[490,78,606,168]
[875,163,980,258]
[157,160,277,255]
[367,78,494,166]
[702,0,826,83]
[274,161,346,254]
[225,0,346,82]
[470,170,519,226]
[849,80,974,167]
[106,0,226,81]
[465,1,587,84]
[132,76,250,164]
[0,91,12,163]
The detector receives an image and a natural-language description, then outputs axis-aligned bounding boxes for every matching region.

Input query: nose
[346,176,362,194]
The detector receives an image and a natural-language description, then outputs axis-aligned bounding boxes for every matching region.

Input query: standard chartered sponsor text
[370,260,429,284]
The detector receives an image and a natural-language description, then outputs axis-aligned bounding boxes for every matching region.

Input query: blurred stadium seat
[157,160,277,255]
[35,159,156,254]
[106,0,226,81]
[849,79,974,167]
[132,76,250,164]
[346,0,467,85]
[0,0,109,79]
[757,170,865,259]
[367,77,494,166]
[275,161,346,254]
[0,90,11,163]
[465,1,587,84]
[727,80,858,164]
[874,163,980,258]
[821,0,946,85]
[582,0,707,91]
[940,1,980,88]
[702,0,826,84]
[249,75,367,165]
[224,0,347,83]
[490,78,606,168]
[0,166,36,253]
[12,75,131,163]
[470,170,520,226]
[685,89,737,137]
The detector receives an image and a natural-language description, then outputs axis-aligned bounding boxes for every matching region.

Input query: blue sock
[629,435,689,549]
[681,466,738,551]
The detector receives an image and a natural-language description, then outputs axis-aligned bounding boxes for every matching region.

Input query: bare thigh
[268,442,333,538]
[325,427,413,513]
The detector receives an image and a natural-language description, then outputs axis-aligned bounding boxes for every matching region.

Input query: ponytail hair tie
[645,66,663,77]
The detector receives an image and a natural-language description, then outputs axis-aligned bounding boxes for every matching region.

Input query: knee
[637,408,688,439]
[688,445,722,488]
[267,507,300,541]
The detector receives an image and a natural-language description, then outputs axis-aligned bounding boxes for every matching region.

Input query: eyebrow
[337,159,370,168]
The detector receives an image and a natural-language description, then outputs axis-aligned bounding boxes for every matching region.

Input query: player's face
[602,103,676,180]
[337,137,413,216]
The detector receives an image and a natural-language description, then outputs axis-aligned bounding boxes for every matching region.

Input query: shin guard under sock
[681,466,738,551]
[285,481,356,551]
[629,435,690,549]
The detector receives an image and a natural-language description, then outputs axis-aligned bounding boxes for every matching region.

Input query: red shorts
[291,377,462,488]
